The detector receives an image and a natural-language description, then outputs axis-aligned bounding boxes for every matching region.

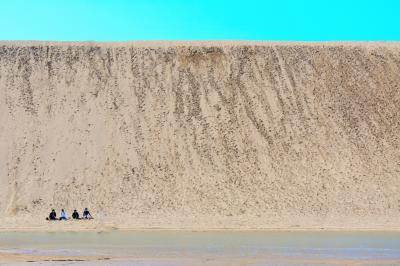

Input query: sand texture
[0,41,400,230]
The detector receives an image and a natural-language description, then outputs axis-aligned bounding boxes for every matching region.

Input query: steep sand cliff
[0,41,400,229]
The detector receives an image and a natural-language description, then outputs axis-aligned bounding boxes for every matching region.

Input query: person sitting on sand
[47,209,57,220]
[83,208,92,219]
[59,209,67,220]
[72,209,80,219]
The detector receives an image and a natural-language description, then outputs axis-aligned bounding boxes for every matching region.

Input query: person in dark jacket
[72,210,80,219]
[47,209,57,220]
[83,208,92,219]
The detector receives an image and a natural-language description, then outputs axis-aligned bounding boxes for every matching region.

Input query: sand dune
[0,41,399,230]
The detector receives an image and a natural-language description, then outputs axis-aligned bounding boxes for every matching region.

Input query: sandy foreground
[1,218,400,231]
[0,252,110,263]
[0,41,400,230]
[2,253,400,266]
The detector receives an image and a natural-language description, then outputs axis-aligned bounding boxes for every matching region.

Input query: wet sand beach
[1,231,400,265]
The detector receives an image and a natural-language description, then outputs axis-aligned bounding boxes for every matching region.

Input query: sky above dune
[0,0,399,41]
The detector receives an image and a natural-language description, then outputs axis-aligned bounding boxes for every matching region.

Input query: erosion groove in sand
[0,41,399,229]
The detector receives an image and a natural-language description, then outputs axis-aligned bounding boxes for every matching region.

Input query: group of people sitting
[47,208,93,221]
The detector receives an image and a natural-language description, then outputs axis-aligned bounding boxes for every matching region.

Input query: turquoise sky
[0,0,399,41]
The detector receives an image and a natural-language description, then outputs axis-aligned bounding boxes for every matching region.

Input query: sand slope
[0,41,400,229]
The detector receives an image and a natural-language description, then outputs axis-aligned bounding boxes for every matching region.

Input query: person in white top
[60,209,67,220]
